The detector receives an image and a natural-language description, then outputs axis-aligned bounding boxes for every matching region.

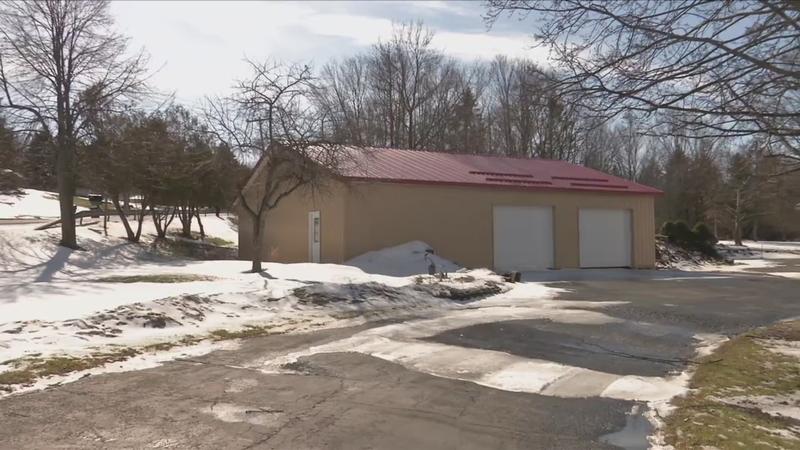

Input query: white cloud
[109,1,547,103]
[301,13,394,46]
[434,31,550,63]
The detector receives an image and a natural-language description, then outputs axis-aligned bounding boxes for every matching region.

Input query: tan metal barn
[236,147,662,270]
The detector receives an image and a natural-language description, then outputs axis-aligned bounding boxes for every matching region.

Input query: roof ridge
[358,146,558,163]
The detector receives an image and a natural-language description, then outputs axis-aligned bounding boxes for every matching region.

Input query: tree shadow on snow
[34,245,72,282]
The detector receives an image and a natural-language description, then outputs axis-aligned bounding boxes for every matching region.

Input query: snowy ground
[0,206,505,397]
[666,239,800,279]
[0,189,87,219]
[3,192,799,447]
[718,239,800,260]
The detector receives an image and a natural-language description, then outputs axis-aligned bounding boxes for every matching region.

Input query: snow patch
[718,240,800,258]
[252,283,703,406]
[0,189,86,219]
[715,393,800,422]
[761,339,800,359]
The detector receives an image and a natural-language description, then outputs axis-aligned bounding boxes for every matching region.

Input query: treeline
[313,23,800,241]
[2,12,798,244]
[0,106,248,242]
[639,134,800,242]
[314,24,635,171]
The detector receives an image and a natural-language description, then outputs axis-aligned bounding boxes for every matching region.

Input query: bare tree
[488,56,518,154]
[0,0,147,248]
[486,0,800,168]
[614,112,644,180]
[206,59,345,272]
[315,56,371,145]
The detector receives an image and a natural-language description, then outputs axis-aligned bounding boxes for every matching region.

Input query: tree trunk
[103,201,108,236]
[251,213,263,272]
[112,196,136,241]
[177,205,192,237]
[133,199,147,242]
[56,140,77,249]
[152,206,176,239]
[733,189,743,246]
[195,210,205,238]
[152,205,165,238]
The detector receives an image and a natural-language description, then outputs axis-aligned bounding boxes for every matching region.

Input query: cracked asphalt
[1,261,798,450]
[0,326,631,449]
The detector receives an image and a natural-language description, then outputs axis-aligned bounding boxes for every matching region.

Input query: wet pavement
[427,318,695,377]
[556,271,800,334]
[0,327,631,450]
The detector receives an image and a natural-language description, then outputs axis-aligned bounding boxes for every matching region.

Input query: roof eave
[343,176,662,196]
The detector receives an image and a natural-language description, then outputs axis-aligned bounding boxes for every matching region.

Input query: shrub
[661,220,719,258]
[661,221,676,240]
[693,223,717,244]
[692,222,719,257]
[672,221,695,245]
[663,220,693,245]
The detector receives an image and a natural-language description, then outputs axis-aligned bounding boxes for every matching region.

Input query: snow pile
[346,240,462,276]
[0,189,86,219]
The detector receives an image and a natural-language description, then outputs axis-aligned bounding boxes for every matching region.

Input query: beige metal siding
[236,182,347,264]
[343,182,656,269]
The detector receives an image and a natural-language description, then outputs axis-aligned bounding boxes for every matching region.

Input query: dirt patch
[293,282,402,306]
[210,325,276,341]
[1,348,140,389]
[94,274,216,283]
[150,238,237,260]
[413,280,504,300]
[169,230,235,248]
[292,278,506,306]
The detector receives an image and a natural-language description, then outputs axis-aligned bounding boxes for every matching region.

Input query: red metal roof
[338,147,662,195]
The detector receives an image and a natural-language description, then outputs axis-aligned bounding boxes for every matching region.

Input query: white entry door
[579,208,632,268]
[493,206,554,272]
[308,211,321,263]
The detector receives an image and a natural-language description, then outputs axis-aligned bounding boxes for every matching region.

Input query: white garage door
[579,208,632,268]
[493,206,554,272]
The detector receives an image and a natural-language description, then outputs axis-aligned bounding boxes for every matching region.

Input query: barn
[236,147,662,271]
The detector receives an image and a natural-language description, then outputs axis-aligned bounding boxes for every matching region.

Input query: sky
[109,1,547,105]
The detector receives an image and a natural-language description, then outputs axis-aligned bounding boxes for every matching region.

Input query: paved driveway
[1,262,798,449]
